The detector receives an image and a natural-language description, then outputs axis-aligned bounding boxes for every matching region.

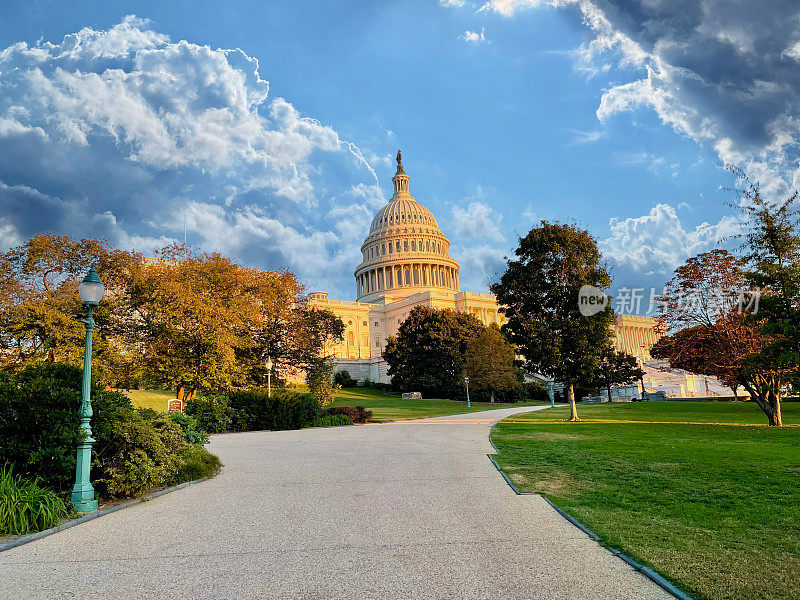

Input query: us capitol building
[309,152,663,386]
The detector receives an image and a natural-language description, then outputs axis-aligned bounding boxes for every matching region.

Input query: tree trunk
[732,384,738,401]
[568,384,579,421]
[490,390,495,404]
[768,391,783,426]
[741,382,783,426]
[640,377,646,400]
[606,384,612,403]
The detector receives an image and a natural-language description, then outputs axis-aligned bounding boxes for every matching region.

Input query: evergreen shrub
[311,414,353,427]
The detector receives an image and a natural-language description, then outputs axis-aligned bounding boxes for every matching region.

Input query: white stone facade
[309,152,666,386]
[308,153,503,384]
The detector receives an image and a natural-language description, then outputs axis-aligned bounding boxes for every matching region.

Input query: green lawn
[126,385,544,421]
[124,389,175,411]
[329,386,545,422]
[490,401,800,600]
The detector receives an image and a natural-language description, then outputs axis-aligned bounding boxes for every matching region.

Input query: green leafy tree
[383,306,485,398]
[491,221,615,421]
[592,346,644,402]
[464,324,521,402]
[737,174,800,426]
[306,356,339,407]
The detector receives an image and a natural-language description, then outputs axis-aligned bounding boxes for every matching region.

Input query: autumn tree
[651,248,781,425]
[0,233,136,372]
[463,324,521,402]
[383,306,485,399]
[491,221,615,421]
[115,245,343,398]
[591,346,644,403]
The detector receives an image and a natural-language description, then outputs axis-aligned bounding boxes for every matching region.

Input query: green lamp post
[464,376,470,408]
[266,355,273,398]
[71,266,105,513]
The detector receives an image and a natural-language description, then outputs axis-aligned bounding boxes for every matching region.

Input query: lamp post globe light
[266,355,273,398]
[72,265,104,512]
[464,376,470,408]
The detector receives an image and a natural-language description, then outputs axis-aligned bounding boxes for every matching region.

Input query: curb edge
[486,452,694,600]
[0,470,218,553]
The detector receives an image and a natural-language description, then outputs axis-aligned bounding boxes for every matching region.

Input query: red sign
[168,399,183,413]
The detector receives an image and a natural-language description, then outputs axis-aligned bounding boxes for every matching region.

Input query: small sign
[168,399,183,413]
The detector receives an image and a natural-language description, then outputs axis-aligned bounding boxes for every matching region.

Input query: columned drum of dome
[354,152,460,302]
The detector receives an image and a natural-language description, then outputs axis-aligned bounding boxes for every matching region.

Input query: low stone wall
[333,358,391,385]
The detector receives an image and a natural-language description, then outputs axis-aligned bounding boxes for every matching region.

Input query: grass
[0,465,71,535]
[490,401,800,600]
[124,389,175,411]
[328,386,545,422]
[126,385,544,421]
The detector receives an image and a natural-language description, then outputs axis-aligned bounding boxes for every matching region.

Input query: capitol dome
[355,152,460,302]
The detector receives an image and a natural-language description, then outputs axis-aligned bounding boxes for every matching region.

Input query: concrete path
[1,406,672,599]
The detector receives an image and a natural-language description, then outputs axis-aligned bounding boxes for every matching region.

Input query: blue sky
[2,1,798,309]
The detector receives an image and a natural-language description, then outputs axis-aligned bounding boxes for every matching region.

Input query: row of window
[363,238,447,261]
[377,212,432,227]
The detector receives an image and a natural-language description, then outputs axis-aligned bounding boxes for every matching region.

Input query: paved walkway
[1,407,671,599]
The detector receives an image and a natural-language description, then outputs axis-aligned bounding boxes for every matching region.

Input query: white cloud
[567,128,602,145]
[450,244,507,291]
[439,0,466,7]
[460,28,487,44]
[0,218,21,250]
[478,0,555,17]
[615,150,679,179]
[600,204,742,284]
[470,0,800,198]
[452,198,505,241]
[0,16,386,299]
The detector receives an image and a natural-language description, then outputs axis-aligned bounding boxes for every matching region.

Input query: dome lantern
[392,150,410,196]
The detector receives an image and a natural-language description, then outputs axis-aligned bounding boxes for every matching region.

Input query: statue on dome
[396,150,404,173]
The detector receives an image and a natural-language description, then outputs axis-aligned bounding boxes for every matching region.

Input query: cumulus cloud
[473,1,800,198]
[0,16,387,298]
[600,204,742,290]
[452,199,505,241]
[460,28,487,44]
[450,244,507,291]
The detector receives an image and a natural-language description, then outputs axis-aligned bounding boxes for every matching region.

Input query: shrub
[0,465,70,535]
[169,412,210,445]
[185,395,233,433]
[227,389,321,431]
[0,363,134,494]
[311,414,353,427]
[325,405,372,424]
[96,411,187,498]
[333,370,357,387]
[173,445,221,483]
